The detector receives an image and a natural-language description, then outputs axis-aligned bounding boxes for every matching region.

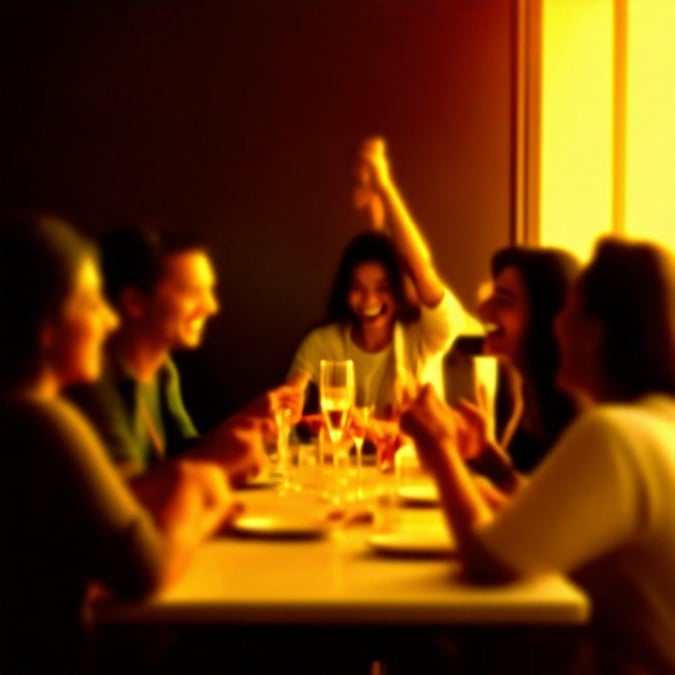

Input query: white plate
[397,483,440,507]
[367,530,453,557]
[235,474,283,490]
[227,515,329,540]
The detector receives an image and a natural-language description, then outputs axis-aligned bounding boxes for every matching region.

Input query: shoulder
[296,324,345,351]
[570,398,675,439]
[0,395,101,452]
[550,397,675,473]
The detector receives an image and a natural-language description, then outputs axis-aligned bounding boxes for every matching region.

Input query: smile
[187,319,205,332]
[362,305,383,317]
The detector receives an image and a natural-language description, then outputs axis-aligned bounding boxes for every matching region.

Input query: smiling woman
[286,138,468,419]
[477,246,582,475]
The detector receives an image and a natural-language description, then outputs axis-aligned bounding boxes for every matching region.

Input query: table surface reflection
[94,469,590,628]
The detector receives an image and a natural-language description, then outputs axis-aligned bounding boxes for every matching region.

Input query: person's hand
[163,460,241,538]
[132,459,240,543]
[356,136,391,190]
[399,384,459,473]
[194,415,269,486]
[243,385,304,426]
[452,398,491,461]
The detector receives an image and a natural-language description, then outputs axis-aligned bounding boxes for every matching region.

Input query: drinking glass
[319,360,355,444]
[319,359,355,503]
[350,404,373,500]
[274,407,293,494]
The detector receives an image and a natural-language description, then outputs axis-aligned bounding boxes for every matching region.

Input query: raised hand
[243,384,304,426]
[356,136,391,190]
[400,383,459,473]
[193,414,269,486]
[453,398,491,461]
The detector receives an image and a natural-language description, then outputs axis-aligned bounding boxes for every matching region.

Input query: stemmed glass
[350,404,373,500]
[274,407,294,495]
[319,359,355,503]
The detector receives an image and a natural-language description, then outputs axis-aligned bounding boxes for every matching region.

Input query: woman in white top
[287,138,466,419]
[402,238,675,674]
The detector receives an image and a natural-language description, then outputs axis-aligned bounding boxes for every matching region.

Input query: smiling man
[66,224,292,482]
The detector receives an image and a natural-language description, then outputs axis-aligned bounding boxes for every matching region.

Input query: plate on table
[367,530,454,558]
[235,473,283,490]
[396,483,440,507]
[227,515,329,540]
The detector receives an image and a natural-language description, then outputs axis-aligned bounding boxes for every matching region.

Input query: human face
[347,262,396,330]
[144,251,219,350]
[554,281,599,397]
[49,257,119,386]
[480,266,530,368]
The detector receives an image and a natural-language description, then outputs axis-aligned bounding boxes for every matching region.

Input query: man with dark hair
[68,223,299,483]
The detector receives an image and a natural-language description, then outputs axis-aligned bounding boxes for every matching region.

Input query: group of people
[1,137,674,674]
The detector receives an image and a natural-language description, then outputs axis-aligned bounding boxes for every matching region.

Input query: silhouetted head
[556,237,675,402]
[323,231,418,328]
[481,246,581,387]
[0,213,117,389]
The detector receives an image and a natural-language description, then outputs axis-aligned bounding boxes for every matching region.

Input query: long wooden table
[92,468,589,673]
[95,470,589,627]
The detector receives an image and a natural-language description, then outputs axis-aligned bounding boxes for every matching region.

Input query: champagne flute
[319,360,355,445]
[350,404,373,500]
[319,360,355,503]
[274,407,293,495]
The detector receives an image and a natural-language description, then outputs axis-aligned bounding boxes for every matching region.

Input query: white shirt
[288,288,465,416]
[478,394,675,672]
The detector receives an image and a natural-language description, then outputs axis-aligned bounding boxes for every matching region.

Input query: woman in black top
[457,246,581,490]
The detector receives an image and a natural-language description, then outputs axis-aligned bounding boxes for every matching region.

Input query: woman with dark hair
[286,138,467,418]
[402,237,675,673]
[0,214,235,674]
[462,246,582,483]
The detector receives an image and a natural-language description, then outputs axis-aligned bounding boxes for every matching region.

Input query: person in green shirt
[67,223,300,486]
[0,214,237,673]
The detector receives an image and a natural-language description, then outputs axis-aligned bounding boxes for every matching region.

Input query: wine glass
[350,404,373,500]
[319,360,355,503]
[319,360,355,444]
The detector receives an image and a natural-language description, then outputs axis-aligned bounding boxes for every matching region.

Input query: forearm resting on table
[433,440,519,583]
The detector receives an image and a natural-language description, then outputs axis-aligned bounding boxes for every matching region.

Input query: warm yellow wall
[624,0,675,253]
[539,0,614,262]
[537,0,675,260]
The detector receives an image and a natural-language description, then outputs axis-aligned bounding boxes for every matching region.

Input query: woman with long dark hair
[464,246,582,481]
[286,138,467,419]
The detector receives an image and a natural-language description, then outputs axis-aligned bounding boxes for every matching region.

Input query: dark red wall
[0,0,513,426]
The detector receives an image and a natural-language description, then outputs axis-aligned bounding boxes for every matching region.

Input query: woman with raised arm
[402,238,675,674]
[287,138,467,420]
[0,214,236,674]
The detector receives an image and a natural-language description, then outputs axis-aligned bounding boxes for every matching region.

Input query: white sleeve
[477,409,644,574]
[418,287,467,356]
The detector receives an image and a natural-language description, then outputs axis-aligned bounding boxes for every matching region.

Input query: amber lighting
[538,0,614,262]
[530,0,675,258]
[624,0,675,253]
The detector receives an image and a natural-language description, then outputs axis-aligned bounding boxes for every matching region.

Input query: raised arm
[355,138,446,308]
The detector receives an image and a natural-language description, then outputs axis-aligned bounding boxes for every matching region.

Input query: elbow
[461,535,522,586]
